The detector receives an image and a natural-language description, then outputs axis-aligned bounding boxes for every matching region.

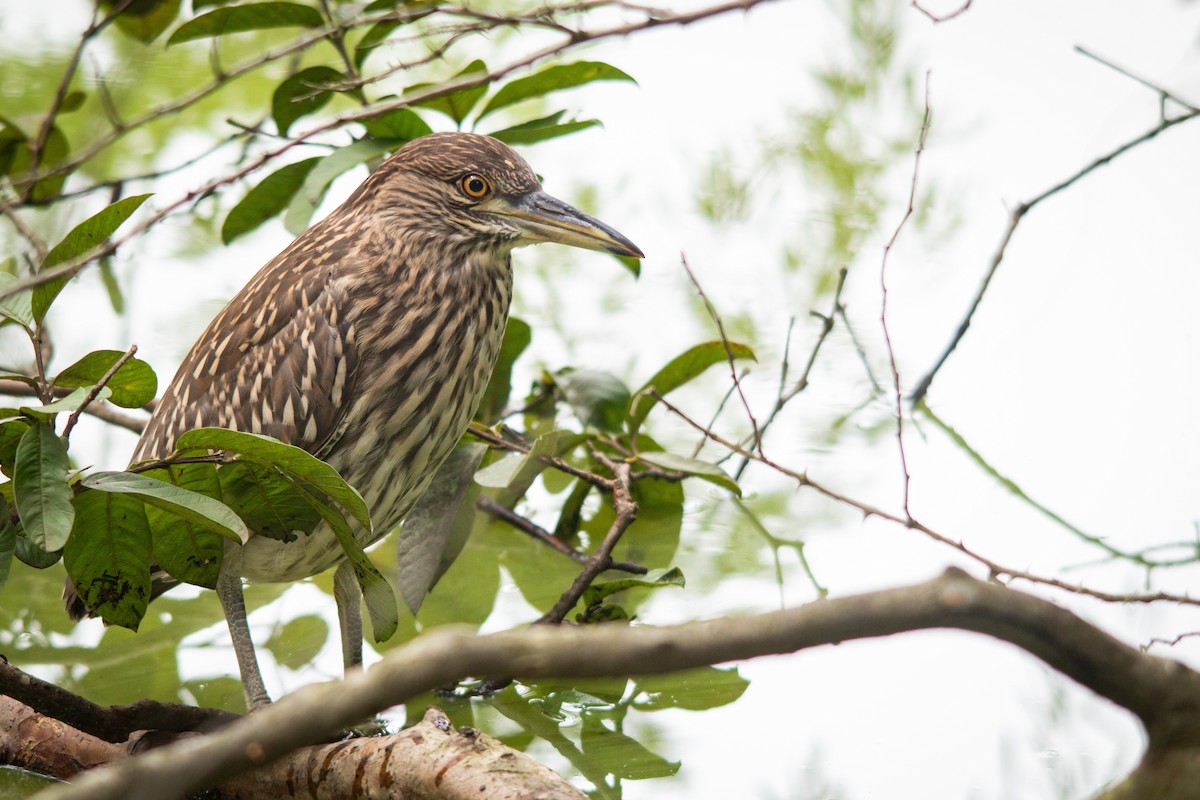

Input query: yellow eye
[459,173,491,199]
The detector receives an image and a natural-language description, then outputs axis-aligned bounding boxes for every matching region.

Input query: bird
[64,132,643,710]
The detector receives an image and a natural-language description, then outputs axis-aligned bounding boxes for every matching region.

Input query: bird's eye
[459,174,491,199]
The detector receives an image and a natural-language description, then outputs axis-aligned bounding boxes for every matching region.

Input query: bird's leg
[333,560,363,672]
[217,544,272,711]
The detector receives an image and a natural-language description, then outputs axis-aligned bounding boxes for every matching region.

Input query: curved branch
[33,568,1200,800]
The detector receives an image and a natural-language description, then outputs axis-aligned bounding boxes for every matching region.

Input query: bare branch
[910,0,973,23]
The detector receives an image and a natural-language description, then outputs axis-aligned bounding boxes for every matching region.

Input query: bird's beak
[491,190,645,259]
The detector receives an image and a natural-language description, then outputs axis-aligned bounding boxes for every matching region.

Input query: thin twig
[476,494,646,574]
[537,460,638,624]
[910,0,973,23]
[879,73,931,517]
[910,95,1200,405]
[60,345,138,443]
[680,254,763,455]
[1074,46,1200,114]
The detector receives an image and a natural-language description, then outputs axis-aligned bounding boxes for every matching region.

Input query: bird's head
[371,132,644,260]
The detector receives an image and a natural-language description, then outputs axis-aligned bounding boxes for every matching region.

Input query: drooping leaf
[360,108,432,141]
[292,482,397,642]
[54,349,158,408]
[0,497,16,590]
[580,716,680,780]
[62,490,152,630]
[174,428,371,530]
[557,369,630,432]
[627,340,756,434]
[35,194,152,323]
[394,442,486,614]
[98,258,125,314]
[105,0,182,42]
[488,112,599,146]
[272,66,346,136]
[633,666,750,712]
[479,62,635,120]
[13,422,74,551]
[167,2,324,46]
[141,463,224,588]
[221,157,320,244]
[215,460,321,542]
[284,138,397,234]
[0,273,33,328]
[582,566,685,607]
[80,471,249,543]
[635,451,742,496]
[409,60,489,126]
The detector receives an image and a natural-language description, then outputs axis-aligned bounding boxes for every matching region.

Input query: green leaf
[98,258,125,314]
[13,527,61,569]
[284,138,397,234]
[359,108,432,142]
[633,666,750,711]
[222,157,320,244]
[635,451,741,496]
[488,113,599,146]
[273,66,346,137]
[216,460,322,542]
[353,0,407,70]
[627,340,756,434]
[557,369,631,432]
[394,442,486,614]
[174,428,371,531]
[141,463,224,588]
[409,60,489,126]
[80,471,249,543]
[264,614,329,669]
[105,0,182,42]
[478,62,635,121]
[293,482,397,642]
[54,349,158,408]
[582,566,685,607]
[8,126,70,201]
[35,194,152,324]
[167,2,324,46]
[0,418,29,476]
[13,422,74,551]
[0,273,33,328]
[580,716,680,780]
[0,497,16,590]
[63,489,152,630]
[475,429,584,508]
[20,386,111,421]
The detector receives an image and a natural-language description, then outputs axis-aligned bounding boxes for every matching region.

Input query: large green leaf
[488,112,599,146]
[272,66,346,136]
[474,317,531,424]
[394,442,486,614]
[580,715,680,780]
[167,2,324,46]
[216,460,322,542]
[0,273,33,328]
[633,666,750,712]
[409,60,489,126]
[62,490,152,630]
[478,62,635,120]
[557,369,630,433]
[54,349,157,409]
[0,497,16,590]
[635,451,741,496]
[13,422,74,551]
[80,471,249,543]
[627,340,756,434]
[284,138,397,234]
[359,108,432,142]
[35,194,152,324]
[141,463,224,588]
[174,428,371,530]
[222,157,321,244]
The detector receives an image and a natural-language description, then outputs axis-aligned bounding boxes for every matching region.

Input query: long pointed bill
[493,190,645,259]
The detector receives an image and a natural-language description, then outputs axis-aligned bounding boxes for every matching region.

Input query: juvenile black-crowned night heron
[65,132,643,710]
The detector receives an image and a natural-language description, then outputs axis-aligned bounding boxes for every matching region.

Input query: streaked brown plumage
[66,132,643,709]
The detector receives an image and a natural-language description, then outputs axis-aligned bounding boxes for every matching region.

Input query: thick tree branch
[30,568,1200,800]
